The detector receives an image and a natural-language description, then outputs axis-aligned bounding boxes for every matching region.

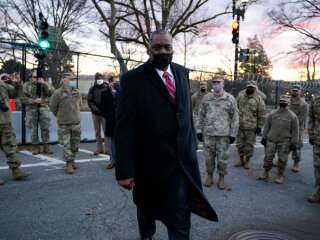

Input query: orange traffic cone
[10,99,16,112]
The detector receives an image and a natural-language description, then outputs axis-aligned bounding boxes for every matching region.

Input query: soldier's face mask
[212,83,222,92]
[291,91,299,97]
[32,71,37,78]
[200,88,206,93]
[69,81,76,88]
[246,87,255,95]
[279,102,288,108]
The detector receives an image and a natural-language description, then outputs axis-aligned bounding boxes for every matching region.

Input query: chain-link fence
[1,40,320,110]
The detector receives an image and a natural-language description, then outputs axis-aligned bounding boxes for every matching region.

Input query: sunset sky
[73,0,318,81]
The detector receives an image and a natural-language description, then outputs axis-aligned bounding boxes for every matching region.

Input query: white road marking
[0,148,110,170]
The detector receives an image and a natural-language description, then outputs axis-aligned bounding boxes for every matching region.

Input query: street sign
[47,26,62,43]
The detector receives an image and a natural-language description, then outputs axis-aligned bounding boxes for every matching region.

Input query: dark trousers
[137,175,191,240]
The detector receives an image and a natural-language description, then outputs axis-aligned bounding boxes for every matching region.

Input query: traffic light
[239,48,250,62]
[38,14,50,49]
[232,21,239,44]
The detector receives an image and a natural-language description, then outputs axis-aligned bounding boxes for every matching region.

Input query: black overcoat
[115,60,218,228]
[100,87,117,137]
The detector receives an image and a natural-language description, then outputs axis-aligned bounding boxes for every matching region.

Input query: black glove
[290,144,297,151]
[255,127,262,134]
[197,133,203,142]
[229,136,236,144]
[261,138,267,146]
[309,139,314,145]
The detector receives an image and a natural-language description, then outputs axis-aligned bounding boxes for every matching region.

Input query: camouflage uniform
[308,92,320,188]
[197,90,239,175]
[0,81,22,168]
[236,81,266,158]
[262,96,299,175]
[49,76,82,162]
[21,79,54,144]
[191,82,208,119]
[289,85,308,163]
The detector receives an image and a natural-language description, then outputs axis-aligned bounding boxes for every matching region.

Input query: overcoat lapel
[146,61,176,107]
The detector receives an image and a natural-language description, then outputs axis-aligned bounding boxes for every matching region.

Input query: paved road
[0,139,319,240]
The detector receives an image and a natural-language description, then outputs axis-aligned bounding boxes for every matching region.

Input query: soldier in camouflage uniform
[259,95,299,184]
[308,92,320,202]
[196,77,239,190]
[49,72,82,174]
[192,81,208,119]
[192,81,208,145]
[21,68,54,155]
[288,85,308,172]
[0,72,32,185]
[235,81,266,169]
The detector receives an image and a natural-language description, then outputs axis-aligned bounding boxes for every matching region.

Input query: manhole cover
[228,230,298,240]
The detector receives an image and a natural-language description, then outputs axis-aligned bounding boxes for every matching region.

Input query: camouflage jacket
[21,79,54,110]
[308,93,320,144]
[262,108,299,144]
[49,85,82,125]
[289,97,308,130]
[236,92,266,130]
[196,91,239,137]
[191,90,208,116]
[0,82,22,124]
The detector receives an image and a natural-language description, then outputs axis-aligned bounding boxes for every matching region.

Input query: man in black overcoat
[115,29,218,240]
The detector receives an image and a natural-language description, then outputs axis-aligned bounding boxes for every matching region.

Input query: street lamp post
[232,0,248,96]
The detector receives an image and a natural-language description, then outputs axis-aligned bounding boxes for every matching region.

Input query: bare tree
[0,0,92,87]
[267,0,320,54]
[91,0,232,74]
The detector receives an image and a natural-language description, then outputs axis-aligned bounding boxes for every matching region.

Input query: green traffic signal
[39,40,50,49]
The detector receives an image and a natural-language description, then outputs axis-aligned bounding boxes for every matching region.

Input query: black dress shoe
[141,236,153,240]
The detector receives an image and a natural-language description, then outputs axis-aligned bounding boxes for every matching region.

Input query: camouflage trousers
[312,144,320,188]
[263,141,291,174]
[291,131,303,162]
[25,107,51,144]
[203,135,229,175]
[58,123,81,162]
[0,124,21,169]
[236,128,256,157]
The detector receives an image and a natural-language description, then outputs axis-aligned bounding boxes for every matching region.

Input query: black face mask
[200,89,206,93]
[113,82,120,91]
[246,88,255,95]
[152,53,173,70]
[291,92,299,97]
[279,103,288,108]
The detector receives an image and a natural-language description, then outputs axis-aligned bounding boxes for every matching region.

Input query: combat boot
[258,170,269,180]
[273,161,278,167]
[66,161,74,174]
[203,173,214,187]
[12,168,32,180]
[71,160,77,169]
[32,145,40,155]
[292,161,299,172]
[275,173,285,184]
[234,156,245,167]
[308,189,320,203]
[244,156,251,169]
[217,174,226,190]
[0,178,4,185]
[43,144,53,154]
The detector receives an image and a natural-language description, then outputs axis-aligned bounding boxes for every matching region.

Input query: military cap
[212,76,224,82]
[200,81,207,87]
[291,84,301,91]
[247,80,257,87]
[62,72,77,79]
[279,95,291,102]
